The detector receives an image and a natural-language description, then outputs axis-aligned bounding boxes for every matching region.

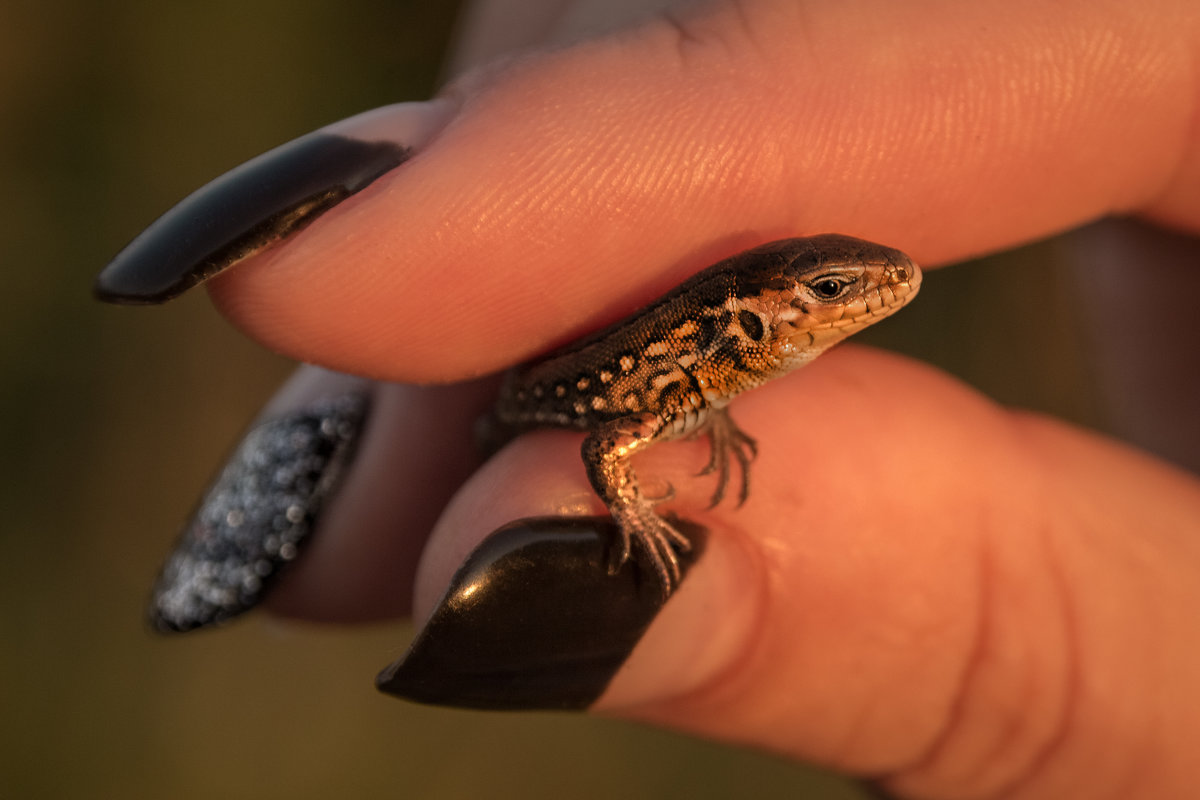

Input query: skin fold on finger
[408,346,1200,799]
[206,0,1199,383]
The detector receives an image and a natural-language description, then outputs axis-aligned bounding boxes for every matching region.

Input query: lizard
[482,234,921,593]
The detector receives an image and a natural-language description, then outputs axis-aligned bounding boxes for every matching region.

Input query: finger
[260,374,498,622]
[381,347,1200,799]
[145,365,496,629]
[97,0,1200,382]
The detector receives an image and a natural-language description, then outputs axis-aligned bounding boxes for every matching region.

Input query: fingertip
[377,516,713,710]
[592,522,765,712]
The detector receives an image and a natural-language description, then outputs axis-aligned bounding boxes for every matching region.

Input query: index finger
[97,0,1200,381]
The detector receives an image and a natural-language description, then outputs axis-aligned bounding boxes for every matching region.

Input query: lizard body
[487,234,921,592]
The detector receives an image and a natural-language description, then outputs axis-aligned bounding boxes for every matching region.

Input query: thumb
[381,348,1200,800]
[96,0,1199,381]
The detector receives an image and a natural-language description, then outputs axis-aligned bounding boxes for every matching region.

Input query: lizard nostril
[891,257,921,289]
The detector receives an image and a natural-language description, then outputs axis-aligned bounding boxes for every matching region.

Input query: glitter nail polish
[150,393,368,632]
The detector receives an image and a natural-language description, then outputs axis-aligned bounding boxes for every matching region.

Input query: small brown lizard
[483,234,921,592]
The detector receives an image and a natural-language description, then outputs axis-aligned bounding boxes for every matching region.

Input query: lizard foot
[607,503,692,593]
[696,408,757,508]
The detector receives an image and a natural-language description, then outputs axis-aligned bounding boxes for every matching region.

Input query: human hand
[97,0,1200,798]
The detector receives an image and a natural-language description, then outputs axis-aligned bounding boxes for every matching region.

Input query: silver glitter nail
[149,393,368,632]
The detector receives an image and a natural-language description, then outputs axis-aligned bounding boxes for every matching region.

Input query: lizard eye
[808,275,853,300]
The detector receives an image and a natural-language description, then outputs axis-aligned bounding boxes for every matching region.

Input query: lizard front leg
[581,414,693,590]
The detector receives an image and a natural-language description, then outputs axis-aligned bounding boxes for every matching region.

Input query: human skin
[184,0,1200,797]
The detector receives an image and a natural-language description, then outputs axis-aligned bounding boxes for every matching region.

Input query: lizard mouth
[778,261,922,355]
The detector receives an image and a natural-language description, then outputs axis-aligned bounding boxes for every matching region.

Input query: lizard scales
[488,234,921,593]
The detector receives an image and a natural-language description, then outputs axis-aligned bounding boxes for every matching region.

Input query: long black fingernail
[150,392,369,633]
[375,516,706,710]
[95,134,411,304]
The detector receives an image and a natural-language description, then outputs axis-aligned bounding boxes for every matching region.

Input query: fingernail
[95,135,408,304]
[375,516,707,710]
[95,101,454,304]
[150,392,369,632]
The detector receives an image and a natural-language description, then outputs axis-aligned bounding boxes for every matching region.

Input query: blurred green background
[0,1,1137,798]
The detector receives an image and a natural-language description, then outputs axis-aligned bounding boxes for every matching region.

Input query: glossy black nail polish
[150,393,368,632]
[375,516,706,710]
[95,134,410,304]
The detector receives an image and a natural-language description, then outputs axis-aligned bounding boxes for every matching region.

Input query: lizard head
[731,234,922,368]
